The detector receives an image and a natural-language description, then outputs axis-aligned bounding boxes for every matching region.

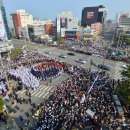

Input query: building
[56,11,79,39]
[105,20,118,32]
[81,5,107,27]
[91,22,102,33]
[81,27,98,42]
[44,20,53,34]
[0,0,11,40]
[11,9,33,39]
[33,19,45,36]
[116,12,130,32]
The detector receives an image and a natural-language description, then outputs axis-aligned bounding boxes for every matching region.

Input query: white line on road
[42,92,49,99]
[34,91,43,97]
[17,89,26,94]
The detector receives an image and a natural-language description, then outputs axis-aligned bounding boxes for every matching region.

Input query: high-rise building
[0,0,11,40]
[11,9,33,39]
[116,12,130,31]
[56,11,79,39]
[81,5,107,27]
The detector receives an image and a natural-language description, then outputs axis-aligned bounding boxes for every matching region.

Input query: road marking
[45,86,53,92]
[42,92,49,99]
[17,89,26,94]
[31,90,40,96]
[39,86,46,91]
[34,91,43,97]
[38,92,44,97]
[42,85,50,92]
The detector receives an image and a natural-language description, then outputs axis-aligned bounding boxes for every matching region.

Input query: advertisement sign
[61,28,65,37]
[81,7,99,26]
[87,12,95,19]
[57,17,61,33]
[60,18,67,28]
[0,10,7,41]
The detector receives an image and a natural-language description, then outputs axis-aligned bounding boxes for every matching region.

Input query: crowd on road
[67,43,130,63]
[0,50,129,130]
[31,60,63,80]
[25,64,128,130]
[69,44,106,57]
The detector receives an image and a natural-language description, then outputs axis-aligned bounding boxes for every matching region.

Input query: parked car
[45,51,52,55]
[98,64,110,71]
[59,54,67,58]
[121,64,127,69]
[67,52,75,56]
[76,59,86,64]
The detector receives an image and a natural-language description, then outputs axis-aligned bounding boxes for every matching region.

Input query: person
[19,115,24,122]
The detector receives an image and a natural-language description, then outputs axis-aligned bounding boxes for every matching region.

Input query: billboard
[87,12,95,19]
[0,9,7,41]
[61,28,65,37]
[60,18,67,28]
[57,17,61,33]
[81,7,99,27]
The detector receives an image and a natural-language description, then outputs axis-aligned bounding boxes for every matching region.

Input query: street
[12,39,124,80]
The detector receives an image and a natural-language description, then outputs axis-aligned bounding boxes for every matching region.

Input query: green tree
[0,98,4,113]
[116,64,130,104]
[56,38,64,44]
[10,48,22,59]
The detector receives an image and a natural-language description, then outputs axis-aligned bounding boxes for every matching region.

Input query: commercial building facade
[0,0,11,40]
[116,12,130,31]
[81,5,107,27]
[56,12,79,39]
[11,9,33,39]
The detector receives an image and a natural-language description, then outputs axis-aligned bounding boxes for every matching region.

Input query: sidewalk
[0,117,19,130]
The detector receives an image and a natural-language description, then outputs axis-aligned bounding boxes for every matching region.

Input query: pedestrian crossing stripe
[16,85,53,98]
[34,90,43,97]
[45,86,53,92]
[31,89,41,96]
[42,85,50,92]
[42,91,49,99]
[17,89,26,94]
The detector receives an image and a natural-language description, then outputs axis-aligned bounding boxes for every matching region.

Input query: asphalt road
[12,39,124,80]
[37,47,124,80]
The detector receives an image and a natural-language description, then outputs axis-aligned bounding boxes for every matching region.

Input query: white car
[45,51,52,55]
[92,54,104,58]
[121,64,127,69]
[76,59,86,64]
[59,54,67,58]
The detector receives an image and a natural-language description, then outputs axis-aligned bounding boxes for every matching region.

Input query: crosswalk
[113,71,122,80]
[16,85,54,99]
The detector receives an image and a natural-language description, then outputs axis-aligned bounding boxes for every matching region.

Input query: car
[121,64,127,69]
[76,59,86,64]
[67,52,75,56]
[45,51,52,55]
[98,64,110,71]
[92,54,104,58]
[59,54,67,58]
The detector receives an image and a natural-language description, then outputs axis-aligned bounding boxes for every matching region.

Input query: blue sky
[3,0,130,22]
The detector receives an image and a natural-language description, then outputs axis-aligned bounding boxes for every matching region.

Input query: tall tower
[0,0,11,40]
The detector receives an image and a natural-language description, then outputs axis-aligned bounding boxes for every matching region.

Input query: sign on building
[57,18,61,33]
[0,9,7,41]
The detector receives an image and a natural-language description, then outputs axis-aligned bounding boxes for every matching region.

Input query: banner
[0,9,7,41]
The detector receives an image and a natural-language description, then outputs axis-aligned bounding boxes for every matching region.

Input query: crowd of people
[7,67,40,90]
[69,44,107,57]
[68,43,130,63]
[31,60,63,80]
[27,64,126,130]
[1,49,129,129]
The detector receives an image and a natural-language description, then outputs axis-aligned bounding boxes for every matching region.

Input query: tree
[10,48,22,59]
[56,38,64,44]
[0,98,4,113]
[116,64,130,104]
